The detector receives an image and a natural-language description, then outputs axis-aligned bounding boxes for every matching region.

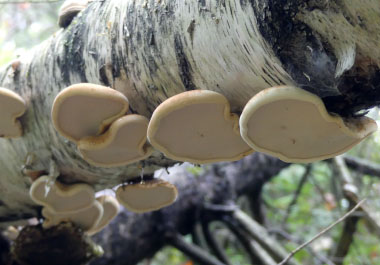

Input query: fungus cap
[29,176,95,213]
[58,0,89,28]
[0,87,26,138]
[239,86,378,163]
[147,90,253,164]
[52,83,129,143]
[87,195,119,235]
[78,115,153,167]
[42,200,103,231]
[116,179,178,213]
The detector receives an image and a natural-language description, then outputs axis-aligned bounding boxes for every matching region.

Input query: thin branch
[282,165,312,224]
[201,221,232,265]
[278,199,366,265]
[268,228,335,265]
[221,215,264,265]
[343,155,380,178]
[332,201,361,265]
[232,209,300,265]
[250,240,278,265]
[168,233,226,265]
[334,156,380,237]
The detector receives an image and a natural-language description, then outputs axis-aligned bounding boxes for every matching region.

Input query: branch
[343,155,380,178]
[221,215,264,265]
[268,228,335,265]
[232,209,300,265]
[332,201,361,265]
[278,199,366,265]
[250,240,277,265]
[169,233,226,265]
[201,221,232,265]
[282,165,312,225]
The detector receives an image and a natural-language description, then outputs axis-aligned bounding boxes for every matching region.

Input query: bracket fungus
[116,179,178,213]
[41,200,103,231]
[52,83,129,143]
[87,195,119,236]
[58,0,89,28]
[78,115,153,167]
[29,176,95,213]
[239,86,378,163]
[0,87,26,138]
[147,90,253,164]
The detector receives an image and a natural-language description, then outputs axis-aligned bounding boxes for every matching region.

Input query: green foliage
[0,2,60,67]
[146,246,188,265]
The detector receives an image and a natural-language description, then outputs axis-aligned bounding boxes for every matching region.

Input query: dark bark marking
[248,0,380,116]
[250,0,338,95]
[61,18,89,84]
[99,64,111,87]
[174,34,196,91]
[187,19,196,47]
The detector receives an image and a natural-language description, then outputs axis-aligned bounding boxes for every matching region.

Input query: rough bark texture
[0,0,379,221]
[91,153,288,265]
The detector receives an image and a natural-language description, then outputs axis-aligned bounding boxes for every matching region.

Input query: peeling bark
[0,0,378,221]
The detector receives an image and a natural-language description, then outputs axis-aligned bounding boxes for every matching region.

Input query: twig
[169,233,226,265]
[233,209,300,265]
[332,201,361,265]
[343,155,380,178]
[283,165,312,224]
[222,215,264,265]
[268,228,335,265]
[201,220,232,265]
[278,199,366,265]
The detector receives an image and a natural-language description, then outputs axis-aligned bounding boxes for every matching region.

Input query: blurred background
[1,2,380,265]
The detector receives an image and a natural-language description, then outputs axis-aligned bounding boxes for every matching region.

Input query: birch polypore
[148,90,253,164]
[42,200,103,231]
[30,176,95,213]
[0,88,26,138]
[52,83,129,143]
[58,0,89,28]
[87,195,119,235]
[116,179,178,213]
[78,115,153,167]
[240,86,378,163]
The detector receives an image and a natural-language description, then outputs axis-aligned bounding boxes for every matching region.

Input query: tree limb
[169,233,226,265]
[343,155,380,179]
[278,199,366,265]
[282,165,312,225]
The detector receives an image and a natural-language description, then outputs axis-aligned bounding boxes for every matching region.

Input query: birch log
[0,0,379,222]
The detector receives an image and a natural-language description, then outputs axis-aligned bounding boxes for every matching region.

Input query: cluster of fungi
[0,81,377,234]
[0,0,377,236]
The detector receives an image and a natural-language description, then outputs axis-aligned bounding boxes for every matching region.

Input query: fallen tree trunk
[0,0,379,221]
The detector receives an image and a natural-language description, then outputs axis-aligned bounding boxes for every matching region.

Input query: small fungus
[58,0,89,28]
[116,179,178,213]
[51,83,129,143]
[239,86,378,163]
[147,90,253,164]
[0,87,26,138]
[42,200,103,231]
[87,195,119,235]
[78,115,153,167]
[29,176,95,213]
